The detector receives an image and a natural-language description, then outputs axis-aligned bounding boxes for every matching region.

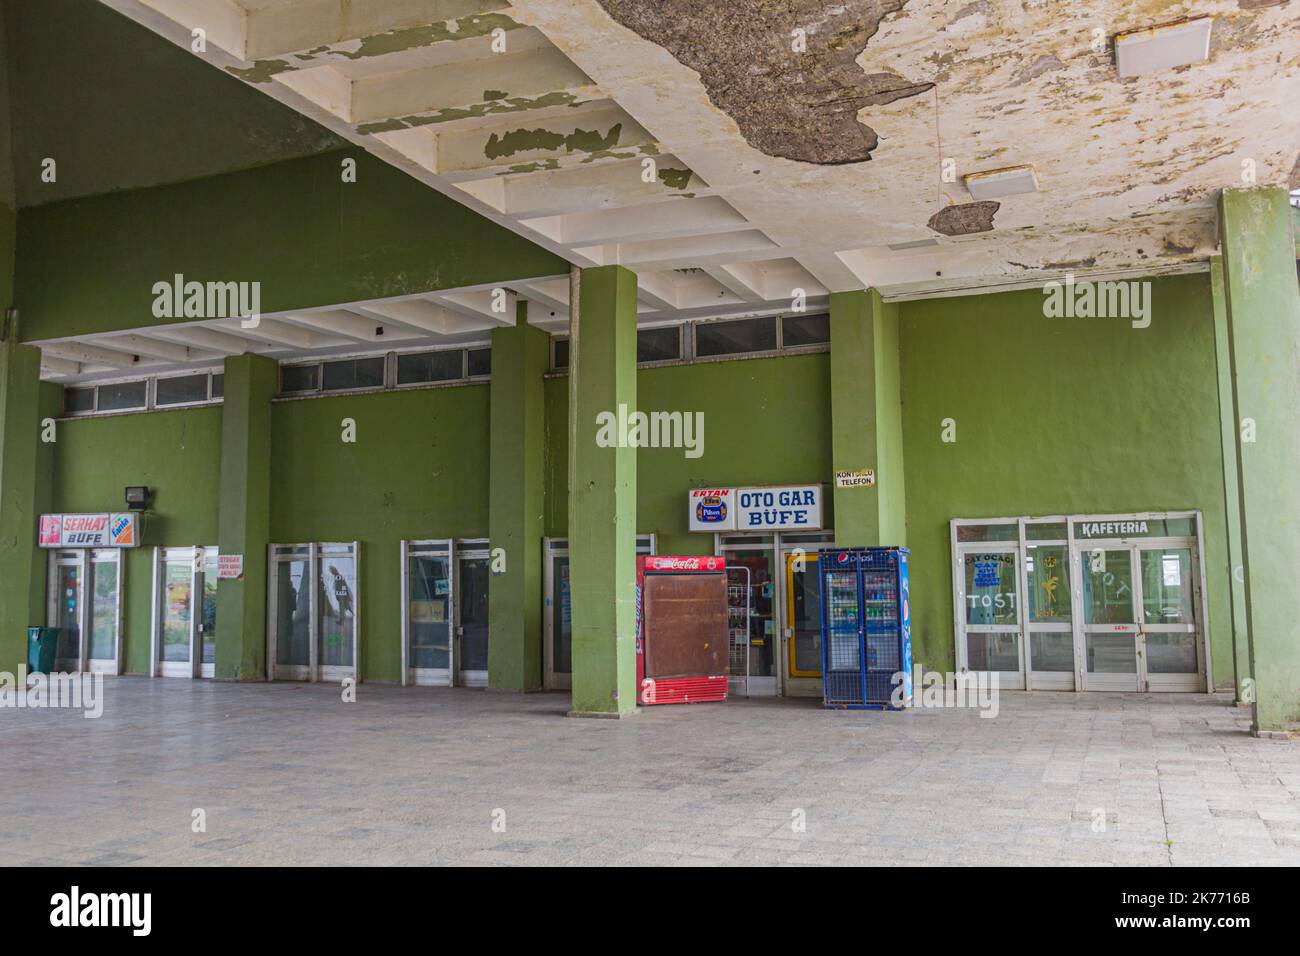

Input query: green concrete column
[568,265,638,716]
[487,300,548,691]
[829,288,906,547]
[0,322,58,672]
[1209,257,1251,702]
[1218,186,1300,735]
[214,352,276,681]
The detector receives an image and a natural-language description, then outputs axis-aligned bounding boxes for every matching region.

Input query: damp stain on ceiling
[593,0,933,164]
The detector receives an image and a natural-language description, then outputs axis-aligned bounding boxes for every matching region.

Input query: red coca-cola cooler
[635,555,729,705]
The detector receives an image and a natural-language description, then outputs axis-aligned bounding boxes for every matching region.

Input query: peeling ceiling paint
[593,0,933,164]
[928,200,999,235]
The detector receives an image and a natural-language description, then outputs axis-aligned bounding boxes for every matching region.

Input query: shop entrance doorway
[543,535,656,690]
[953,513,1208,693]
[456,540,490,687]
[718,531,834,697]
[152,547,218,678]
[46,549,122,674]
[1081,542,1202,692]
[268,543,359,682]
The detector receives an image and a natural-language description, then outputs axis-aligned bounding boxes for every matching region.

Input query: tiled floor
[2,678,1298,866]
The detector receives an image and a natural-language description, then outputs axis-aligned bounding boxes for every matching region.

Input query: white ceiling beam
[455,154,708,218]
[577,230,779,272]
[96,334,205,363]
[538,196,750,247]
[277,309,425,344]
[701,263,766,304]
[429,289,518,327]
[39,341,151,369]
[353,299,472,335]
[148,325,261,354]
[39,354,81,377]
[633,272,678,312]
[213,317,337,350]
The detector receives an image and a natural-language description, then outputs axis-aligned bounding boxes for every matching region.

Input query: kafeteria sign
[38,513,139,548]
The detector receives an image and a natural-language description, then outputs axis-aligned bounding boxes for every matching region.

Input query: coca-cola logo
[646,556,723,572]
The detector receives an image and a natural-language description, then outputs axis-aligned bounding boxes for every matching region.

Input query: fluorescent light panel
[1114,16,1213,78]
[963,165,1038,200]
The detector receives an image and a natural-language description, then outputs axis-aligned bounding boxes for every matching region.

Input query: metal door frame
[542,534,657,691]
[151,546,218,678]
[267,542,359,683]
[455,539,490,687]
[952,511,1210,693]
[1075,535,1203,692]
[47,548,122,675]
[401,538,455,687]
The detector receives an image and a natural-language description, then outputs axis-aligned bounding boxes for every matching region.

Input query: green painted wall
[15,147,568,341]
[31,271,1234,692]
[4,0,344,208]
[544,352,834,554]
[49,407,223,675]
[269,386,491,682]
[898,272,1233,682]
[487,315,548,691]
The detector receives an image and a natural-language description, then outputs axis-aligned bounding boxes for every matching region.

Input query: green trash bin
[27,626,59,674]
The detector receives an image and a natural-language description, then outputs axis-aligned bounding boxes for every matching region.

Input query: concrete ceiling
[34,283,547,383]
[50,0,1299,381]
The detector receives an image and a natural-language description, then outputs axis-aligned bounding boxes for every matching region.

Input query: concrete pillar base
[567,708,640,719]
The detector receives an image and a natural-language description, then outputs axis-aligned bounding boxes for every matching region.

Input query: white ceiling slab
[98,0,1295,319]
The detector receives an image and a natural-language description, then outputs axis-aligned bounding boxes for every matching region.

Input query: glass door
[1080,546,1141,691]
[543,535,656,691]
[47,549,121,674]
[957,545,1024,689]
[318,545,358,682]
[154,547,218,678]
[49,551,84,672]
[158,549,195,677]
[785,552,822,680]
[268,543,360,683]
[270,546,312,680]
[87,551,121,672]
[546,543,571,690]
[199,550,218,678]
[1138,545,1201,691]
[1025,541,1074,689]
[404,540,454,686]
[456,543,490,687]
[717,536,776,695]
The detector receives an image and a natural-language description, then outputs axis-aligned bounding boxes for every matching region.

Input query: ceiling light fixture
[1114,16,1213,79]
[888,238,940,251]
[963,165,1039,200]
